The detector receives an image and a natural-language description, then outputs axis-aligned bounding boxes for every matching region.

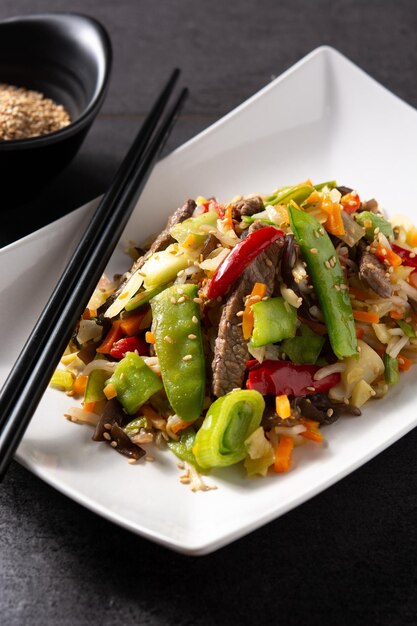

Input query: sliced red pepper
[391,244,417,268]
[96,320,123,354]
[109,336,148,359]
[207,226,284,299]
[246,359,340,397]
[340,191,360,214]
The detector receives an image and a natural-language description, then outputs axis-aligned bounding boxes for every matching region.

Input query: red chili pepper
[391,244,417,268]
[109,336,148,359]
[207,226,284,299]
[246,360,340,397]
[340,191,361,214]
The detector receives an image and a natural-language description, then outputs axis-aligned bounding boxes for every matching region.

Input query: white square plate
[2,46,417,555]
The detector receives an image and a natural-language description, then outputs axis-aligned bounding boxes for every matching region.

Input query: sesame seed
[193,297,203,304]
[343,397,349,404]
[310,247,318,254]
[128,458,137,464]
[265,258,273,267]
[110,441,117,448]
[236,310,244,317]
[170,297,177,304]
[410,252,416,258]
[192,315,198,324]
[307,386,315,392]
[314,230,320,238]
[180,477,191,484]
[164,335,173,343]
[104,423,112,430]
[188,333,197,339]
[325,260,331,269]
[103,432,111,441]
[145,455,155,462]
[182,354,193,361]
[177,461,185,469]
[177,296,186,303]
[326,408,334,417]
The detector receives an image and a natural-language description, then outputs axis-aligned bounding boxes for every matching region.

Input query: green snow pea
[288,205,357,359]
[281,323,325,364]
[167,427,203,469]
[250,297,297,347]
[151,284,205,421]
[108,352,163,415]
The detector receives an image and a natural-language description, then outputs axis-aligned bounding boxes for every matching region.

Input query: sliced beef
[129,198,196,275]
[231,195,264,218]
[99,199,196,315]
[359,248,393,298]
[211,222,283,397]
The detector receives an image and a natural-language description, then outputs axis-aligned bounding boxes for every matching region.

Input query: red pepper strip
[246,359,340,397]
[391,244,417,268]
[109,336,148,359]
[207,226,284,299]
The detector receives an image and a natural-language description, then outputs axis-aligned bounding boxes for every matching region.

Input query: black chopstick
[0,68,180,429]
[0,76,188,480]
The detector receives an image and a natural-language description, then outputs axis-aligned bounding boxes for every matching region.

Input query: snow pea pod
[288,205,357,359]
[151,284,205,421]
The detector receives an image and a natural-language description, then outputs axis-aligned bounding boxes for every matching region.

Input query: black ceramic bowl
[0,13,112,203]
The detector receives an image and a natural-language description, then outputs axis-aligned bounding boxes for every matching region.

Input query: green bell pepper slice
[355,211,394,241]
[281,323,325,364]
[108,352,163,415]
[288,205,357,359]
[193,389,265,469]
[250,297,297,347]
[151,284,205,421]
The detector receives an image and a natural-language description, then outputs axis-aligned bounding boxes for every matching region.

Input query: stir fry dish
[52,181,417,486]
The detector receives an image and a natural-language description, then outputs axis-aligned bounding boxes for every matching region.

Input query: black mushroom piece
[211,222,283,397]
[280,234,319,320]
[358,247,393,298]
[93,399,146,461]
[98,199,196,315]
[261,393,361,429]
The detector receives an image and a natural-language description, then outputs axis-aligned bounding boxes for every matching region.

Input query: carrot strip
[300,418,323,443]
[322,197,345,236]
[398,355,413,371]
[355,326,364,339]
[352,310,380,324]
[242,282,267,340]
[372,242,402,268]
[96,320,123,354]
[274,436,294,473]
[390,309,404,320]
[83,401,96,413]
[145,331,155,344]
[72,374,88,396]
[120,309,149,336]
[223,204,234,230]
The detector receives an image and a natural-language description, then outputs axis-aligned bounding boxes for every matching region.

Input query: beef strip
[98,199,196,315]
[211,221,283,397]
[231,195,264,218]
[359,247,393,298]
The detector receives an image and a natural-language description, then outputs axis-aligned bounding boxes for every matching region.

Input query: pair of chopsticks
[0,69,187,480]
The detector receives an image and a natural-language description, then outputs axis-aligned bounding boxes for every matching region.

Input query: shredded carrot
[355,326,364,339]
[390,309,404,320]
[300,418,323,443]
[120,309,149,336]
[275,395,291,419]
[145,331,155,344]
[96,320,123,354]
[349,286,370,301]
[352,310,380,324]
[223,204,234,230]
[322,197,345,236]
[82,308,91,320]
[83,401,96,413]
[242,282,267,340]
[72,374,88,396]
[372,242,402,268]
[398,355,413,371]
[274,436,294,473]
[89,309,97,318]
[103,383,118,400]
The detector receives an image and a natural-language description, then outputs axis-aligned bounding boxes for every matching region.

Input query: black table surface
[2,1,417,624]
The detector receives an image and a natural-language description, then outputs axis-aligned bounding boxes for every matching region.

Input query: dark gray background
[1,1,417,624]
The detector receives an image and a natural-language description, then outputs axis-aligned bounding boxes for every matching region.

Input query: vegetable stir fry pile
[52,181,417,483]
